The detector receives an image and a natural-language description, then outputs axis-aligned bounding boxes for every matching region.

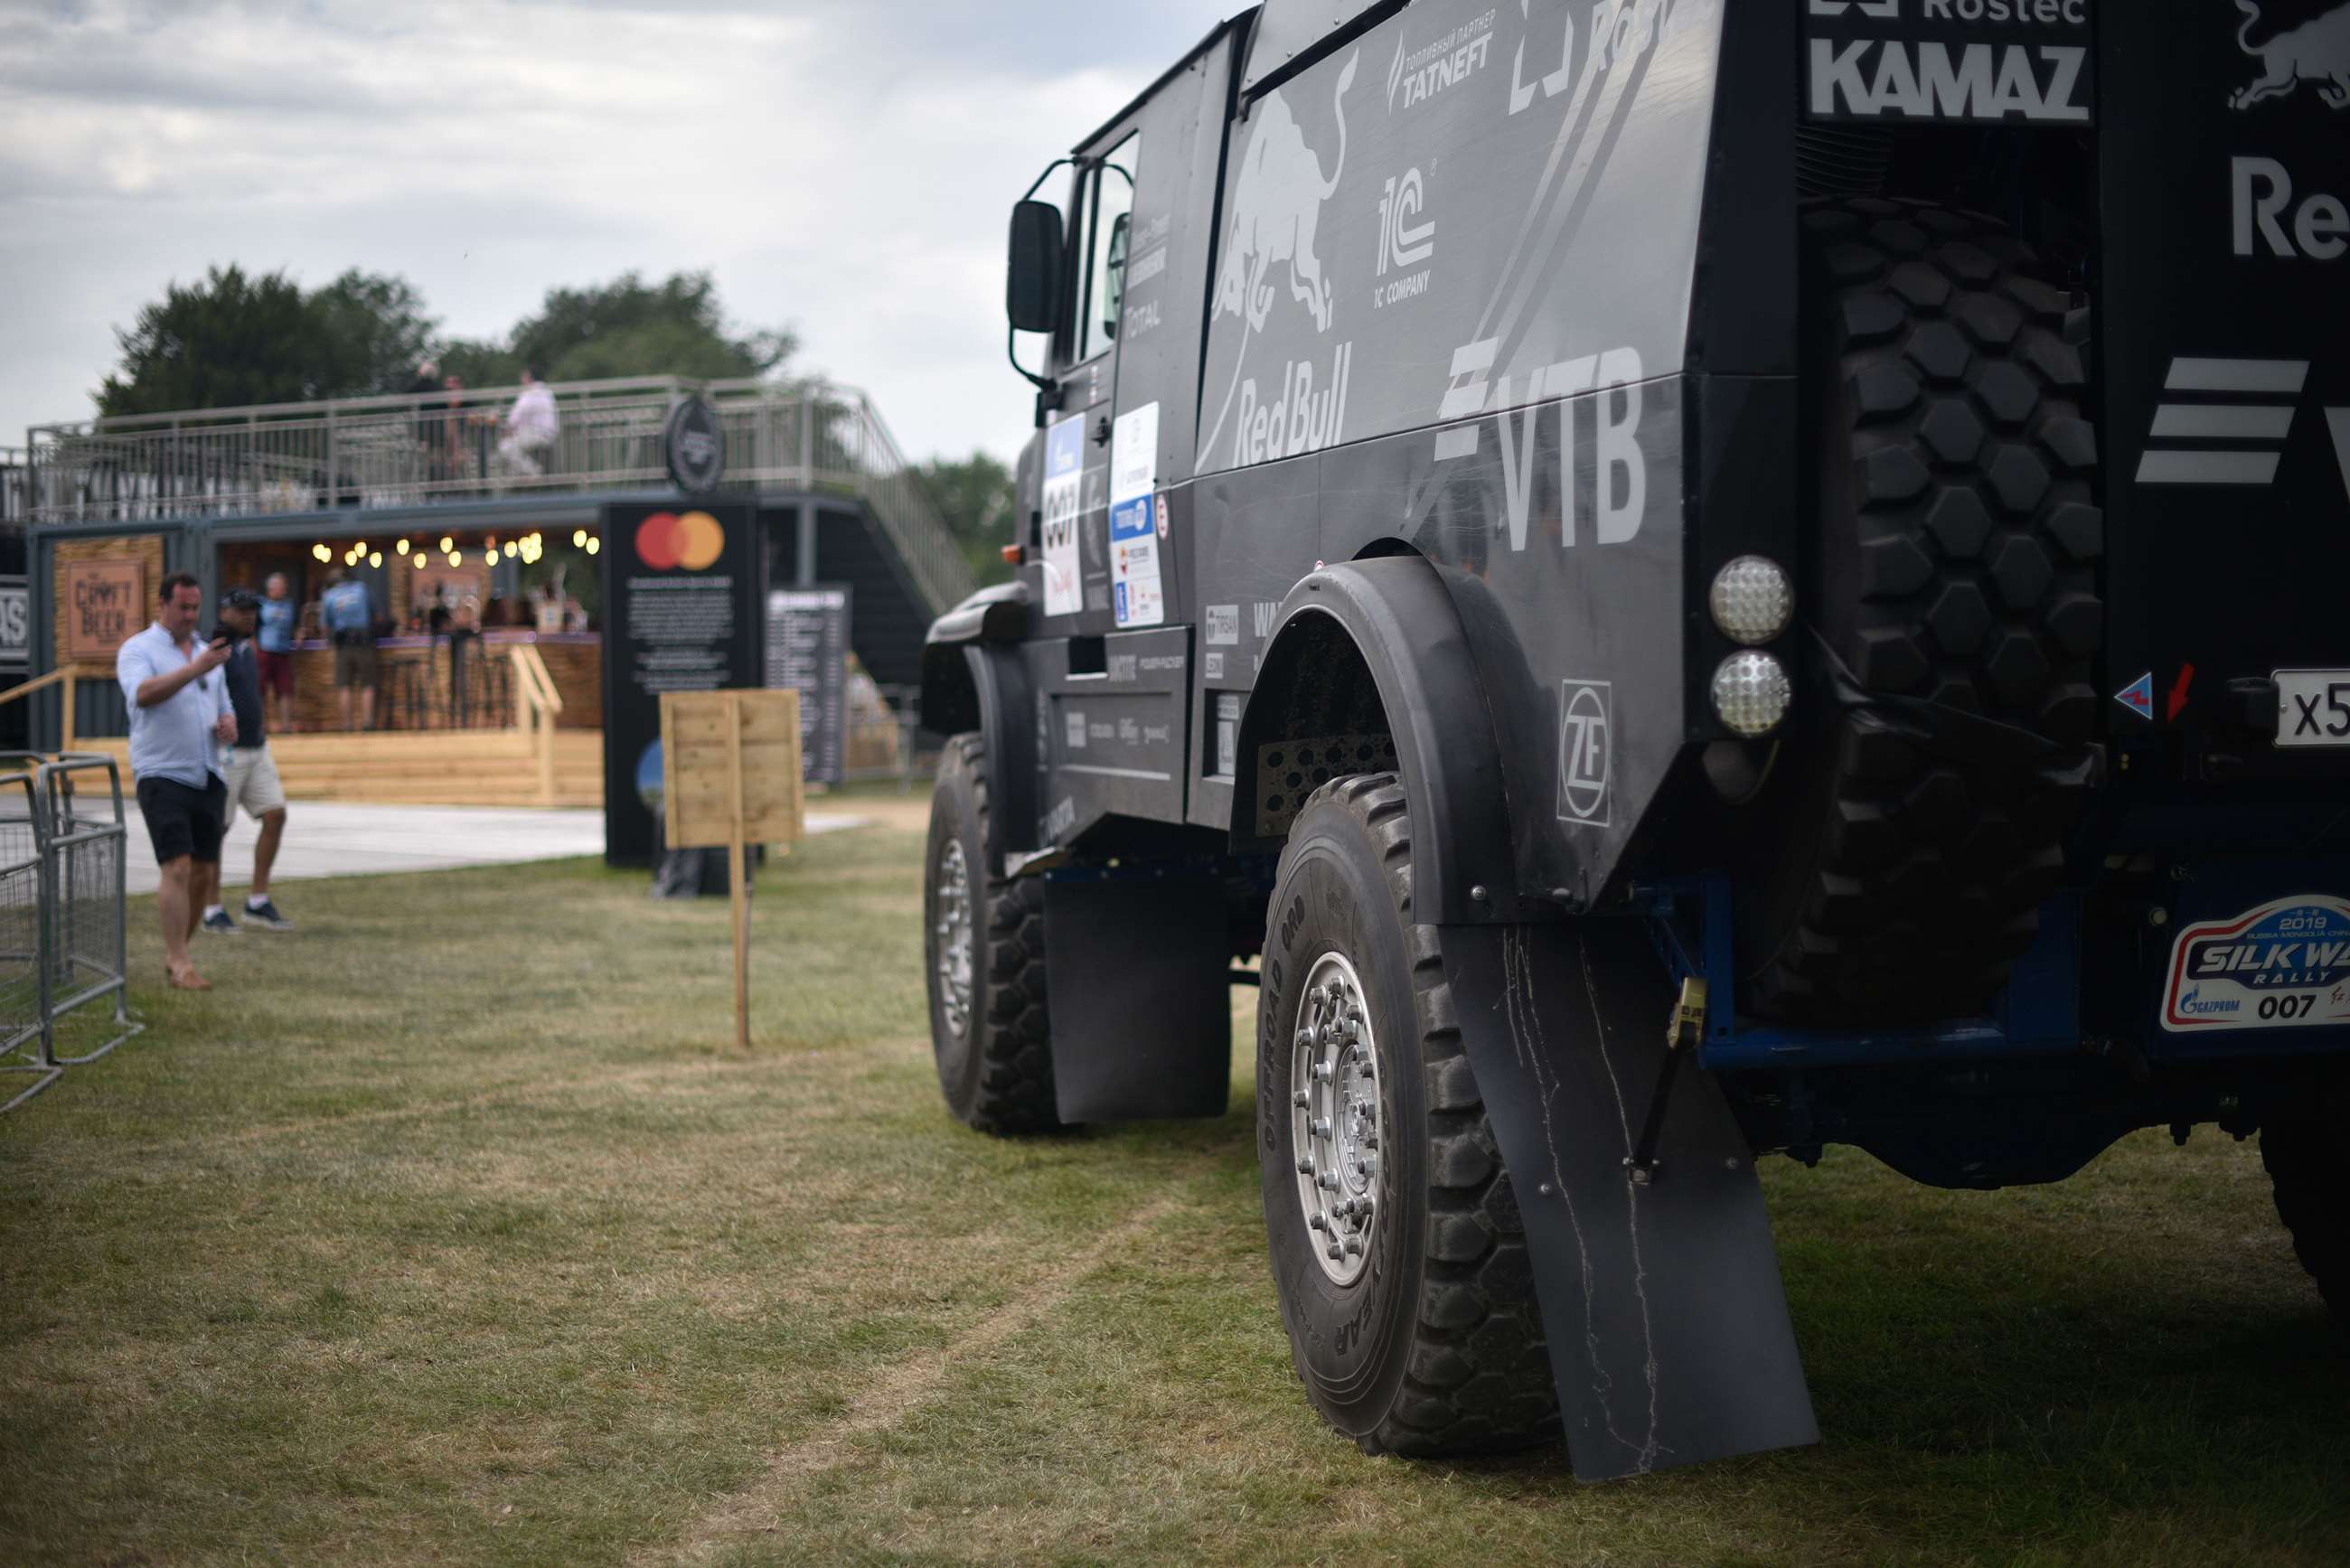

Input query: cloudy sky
[0,0,1236,464]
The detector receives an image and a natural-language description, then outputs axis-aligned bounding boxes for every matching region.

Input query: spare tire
[1738,199,2104,1025]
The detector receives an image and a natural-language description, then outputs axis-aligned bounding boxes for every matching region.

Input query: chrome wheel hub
[934,838,974,1042]
[1292,951,1380,1286]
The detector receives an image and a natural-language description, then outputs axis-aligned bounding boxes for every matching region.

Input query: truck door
[1036,130,1139,637]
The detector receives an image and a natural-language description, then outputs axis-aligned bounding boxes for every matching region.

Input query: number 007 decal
[2161,894,2350,1033]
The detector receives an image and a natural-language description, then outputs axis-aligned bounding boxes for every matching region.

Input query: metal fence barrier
[0,753,141,1113]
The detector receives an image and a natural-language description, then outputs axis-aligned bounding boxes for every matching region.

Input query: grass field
[3,803,2345,1565]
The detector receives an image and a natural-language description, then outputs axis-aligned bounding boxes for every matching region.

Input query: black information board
[765,585,851,786]
[600,502,760,865]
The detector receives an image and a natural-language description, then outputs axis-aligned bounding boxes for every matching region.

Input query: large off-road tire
[923,735,1062,1135]
[1257,775,1557,1456]
[2263,1094,2350,1324]
[1741,199,2104,1023]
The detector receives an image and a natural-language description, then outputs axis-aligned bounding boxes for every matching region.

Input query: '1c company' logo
[635,510,725,571]
[1556,680,1612,827]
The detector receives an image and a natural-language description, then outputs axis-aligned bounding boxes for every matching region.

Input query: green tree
[98,265,440,417]
[916,452,1017,587]
[311,269,439,395]
[507,272,794,383]
[97,265,318,416]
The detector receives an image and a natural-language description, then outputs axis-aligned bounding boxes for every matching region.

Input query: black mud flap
[1441,919,1817,1480]
[1043,876,1231,1122]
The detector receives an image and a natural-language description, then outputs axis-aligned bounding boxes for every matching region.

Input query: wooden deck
[79,728,606,809]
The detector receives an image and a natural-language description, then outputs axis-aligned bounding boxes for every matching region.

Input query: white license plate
[2276,669,2350,748]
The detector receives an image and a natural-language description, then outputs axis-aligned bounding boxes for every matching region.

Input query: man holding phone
[117,572,235,991]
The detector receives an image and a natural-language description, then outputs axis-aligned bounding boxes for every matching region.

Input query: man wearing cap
[202,589,294,934]
[117,572,234,991]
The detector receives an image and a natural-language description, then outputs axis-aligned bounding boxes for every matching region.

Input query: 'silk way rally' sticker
[2162,894,2350,1033]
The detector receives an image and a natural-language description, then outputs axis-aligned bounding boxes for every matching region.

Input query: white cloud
[0,0,1233,463]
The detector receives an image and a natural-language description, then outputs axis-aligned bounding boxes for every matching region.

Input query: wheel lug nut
[1319,1171,1340,1190]
[1292,1090,1309,1107]
[1344,1237,1363,1256]
[1311,1118,1331,1137]
[1296,1158,1312,1174]
[1326,1244,1344,1262]
[1311,1062,1333,1081]
[1308,1213,1325,1231]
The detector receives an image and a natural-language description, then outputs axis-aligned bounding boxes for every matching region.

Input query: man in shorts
[255,571,298,735]
[320,568,377,730]
[201,590,294,934]
[117,572,235,991]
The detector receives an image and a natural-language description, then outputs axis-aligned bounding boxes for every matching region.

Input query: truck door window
[1079,130,1140,363]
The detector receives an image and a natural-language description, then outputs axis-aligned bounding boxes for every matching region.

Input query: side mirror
[1006,200,1063,336]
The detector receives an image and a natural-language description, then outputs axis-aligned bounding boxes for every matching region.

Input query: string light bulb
[369,552,383,568]
[438,536,455,553]
[395,539,409,555]
[312,543,330,562]
[449,550,464,567]
[585,537,601,555]
[572,530,587,548]
[413,553,427,568]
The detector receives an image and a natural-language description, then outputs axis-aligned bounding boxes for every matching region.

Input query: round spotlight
[1712,652,1792,739]
[1708,556,1793,646]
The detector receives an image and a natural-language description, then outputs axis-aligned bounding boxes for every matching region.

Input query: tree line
[91,263,1015,582]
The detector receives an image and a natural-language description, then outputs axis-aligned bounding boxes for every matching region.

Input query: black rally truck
[918,0,2350,1478]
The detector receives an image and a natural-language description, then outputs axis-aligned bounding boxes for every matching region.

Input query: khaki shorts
[334,642,379,688]
[222,744,287,822]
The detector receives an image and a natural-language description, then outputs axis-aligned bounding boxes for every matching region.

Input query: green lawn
[1,818,2345,1565]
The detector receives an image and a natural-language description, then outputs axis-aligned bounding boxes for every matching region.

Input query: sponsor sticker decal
[2162,894,2350,1032]
[2230,1,2350,112]
[1804,0,2094,126]
[1556,679,1612,827]
[1204,605,1241,646]
[1109,404,1165,628]
[1040,413,1086,617]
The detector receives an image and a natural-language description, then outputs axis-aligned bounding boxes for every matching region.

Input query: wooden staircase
[78,728,606,808]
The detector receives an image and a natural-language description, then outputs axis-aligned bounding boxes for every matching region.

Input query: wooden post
[727,691,750,1051]
[61,669,77,754]
[660,689,802,1050]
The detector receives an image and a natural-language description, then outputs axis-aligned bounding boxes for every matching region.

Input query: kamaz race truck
[916,0,2350,1479]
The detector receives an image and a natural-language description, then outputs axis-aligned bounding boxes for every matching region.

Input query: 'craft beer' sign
[64,560,146,662]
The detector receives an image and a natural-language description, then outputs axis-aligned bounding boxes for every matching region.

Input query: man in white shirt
[496,369,559,477]
[117,572,236,991]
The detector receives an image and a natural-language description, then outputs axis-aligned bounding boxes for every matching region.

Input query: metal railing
[0,752,141,1113]
[26,376,976,615]
[2,446,26,526]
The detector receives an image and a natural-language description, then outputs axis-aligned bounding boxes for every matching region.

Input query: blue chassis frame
[1640,878,2084,1073]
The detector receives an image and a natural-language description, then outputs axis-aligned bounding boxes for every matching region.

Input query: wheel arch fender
[1235,555,1523,924]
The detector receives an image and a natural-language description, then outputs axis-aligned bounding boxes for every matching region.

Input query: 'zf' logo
[1557,681,1612,827]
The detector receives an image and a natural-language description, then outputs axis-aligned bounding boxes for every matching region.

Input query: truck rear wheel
[1258,775,1558,1456]
[2264,1095,2350,1323]
[924,735,1062,1135]
[1741,199,2104,1023]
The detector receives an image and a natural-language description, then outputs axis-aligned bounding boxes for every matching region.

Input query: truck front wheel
[1258,775,1558,1455]
[923,735,1062,1135]
[2264,1093,2350,1323]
